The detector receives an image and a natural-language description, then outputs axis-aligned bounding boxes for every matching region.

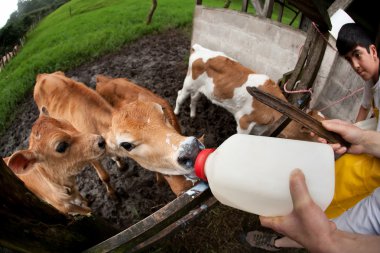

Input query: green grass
[0,0,300,134]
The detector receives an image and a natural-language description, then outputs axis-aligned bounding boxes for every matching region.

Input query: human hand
[259,169,337,252]
[317,119,365,155]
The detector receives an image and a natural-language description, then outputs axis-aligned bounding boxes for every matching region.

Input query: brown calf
[96,75,199,196]
[4,110,106,214]
[33,72,202,195]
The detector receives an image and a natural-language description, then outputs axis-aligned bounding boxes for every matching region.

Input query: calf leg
[111,156,126,171]
[91,160,116,197]
[190,92,201,118]
[174,89,188,115]
[66,204,92,216]
[174,76,193,115]
[163,175,195,196]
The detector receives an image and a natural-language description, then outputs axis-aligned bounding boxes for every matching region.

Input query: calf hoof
[112,157,127,171]
[108,189,119,201]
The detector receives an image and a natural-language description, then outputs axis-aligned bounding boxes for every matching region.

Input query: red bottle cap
[194,148,216,181]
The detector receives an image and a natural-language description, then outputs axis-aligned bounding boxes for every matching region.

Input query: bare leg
[275,236,303,248]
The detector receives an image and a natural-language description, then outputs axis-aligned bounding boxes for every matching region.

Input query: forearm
[359,130,380,157]
[315,230,380,253]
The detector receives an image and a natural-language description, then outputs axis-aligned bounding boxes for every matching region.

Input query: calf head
[96,75,181,133]
[105,100,202,177]
[5,110,106,214]
[96,75,202,195]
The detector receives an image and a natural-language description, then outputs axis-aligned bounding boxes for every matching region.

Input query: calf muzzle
[177,137,204,170]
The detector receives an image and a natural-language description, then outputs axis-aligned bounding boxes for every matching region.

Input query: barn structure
[0,0,378,252]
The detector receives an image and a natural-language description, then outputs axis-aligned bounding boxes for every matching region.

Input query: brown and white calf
[174,44,322,141]
[34,72,202,195]
[96,75,201,195]
[4,110,106,214]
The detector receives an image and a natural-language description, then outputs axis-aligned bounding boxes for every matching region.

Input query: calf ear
[198,134,205,144]
[96,74,110,83]
[40,106,50,116]
[137,93,149,102]
[54,71,65,76]
[153,103,164,113]
[6,150,37,174]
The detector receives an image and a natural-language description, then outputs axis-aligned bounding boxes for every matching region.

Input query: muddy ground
[0,27,307,253]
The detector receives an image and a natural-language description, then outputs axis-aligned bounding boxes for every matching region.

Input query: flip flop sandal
[245,230,281,251]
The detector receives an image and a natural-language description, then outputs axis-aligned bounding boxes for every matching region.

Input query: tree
[146,0,157,25]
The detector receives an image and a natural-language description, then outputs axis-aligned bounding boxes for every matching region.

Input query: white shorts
[332,187,380,235]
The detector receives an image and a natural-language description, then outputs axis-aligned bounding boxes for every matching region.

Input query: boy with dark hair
[336,23,380,129]
[245,23,380,252]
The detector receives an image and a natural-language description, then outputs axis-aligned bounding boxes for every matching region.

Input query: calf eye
[56,142,69,153]
[121,142,135,151]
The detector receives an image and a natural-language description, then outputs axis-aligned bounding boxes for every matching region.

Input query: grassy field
[0,0,300,134]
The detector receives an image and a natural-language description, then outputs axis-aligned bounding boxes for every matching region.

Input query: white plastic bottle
[194,134,335,216]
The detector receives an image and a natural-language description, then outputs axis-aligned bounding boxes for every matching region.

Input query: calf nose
[178,137,203,170]
[98,137,106,149]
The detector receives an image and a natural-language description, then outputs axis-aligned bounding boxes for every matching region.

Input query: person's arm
[355,105,370,122]
[320,119,380,157]
[260,169,380,253]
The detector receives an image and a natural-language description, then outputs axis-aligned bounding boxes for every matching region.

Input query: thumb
[259,216,282,231]
[289,169,312,210]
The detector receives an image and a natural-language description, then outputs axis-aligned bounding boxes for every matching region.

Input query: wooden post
[277,0,285,22]
[280,25,317,96]
[287,27,328,106]
[242,0,249,12]
[0,158,118,252]
[327,0,354,16]
[265,0,275,18]
[250,0,273,17]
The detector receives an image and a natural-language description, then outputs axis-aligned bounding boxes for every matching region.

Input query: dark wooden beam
[84,183,213,253]
[327,0,354,16]
[288,0,331,31]
[0,158,118,252]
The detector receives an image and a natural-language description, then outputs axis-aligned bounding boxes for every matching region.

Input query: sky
[0,0,19,29]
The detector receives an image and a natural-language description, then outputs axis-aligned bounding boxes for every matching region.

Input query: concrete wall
[191,6,306,82]
[191,6,365,122]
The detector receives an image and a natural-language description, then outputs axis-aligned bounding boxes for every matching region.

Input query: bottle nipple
[194,148,216,181]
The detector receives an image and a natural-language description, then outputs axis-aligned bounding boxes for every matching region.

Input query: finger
[330,143,342,150]
[289,169,312,209]
[321,120,349,134]
[335,146,347,155]
[317,137,327,144]
[259,216,277,229]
